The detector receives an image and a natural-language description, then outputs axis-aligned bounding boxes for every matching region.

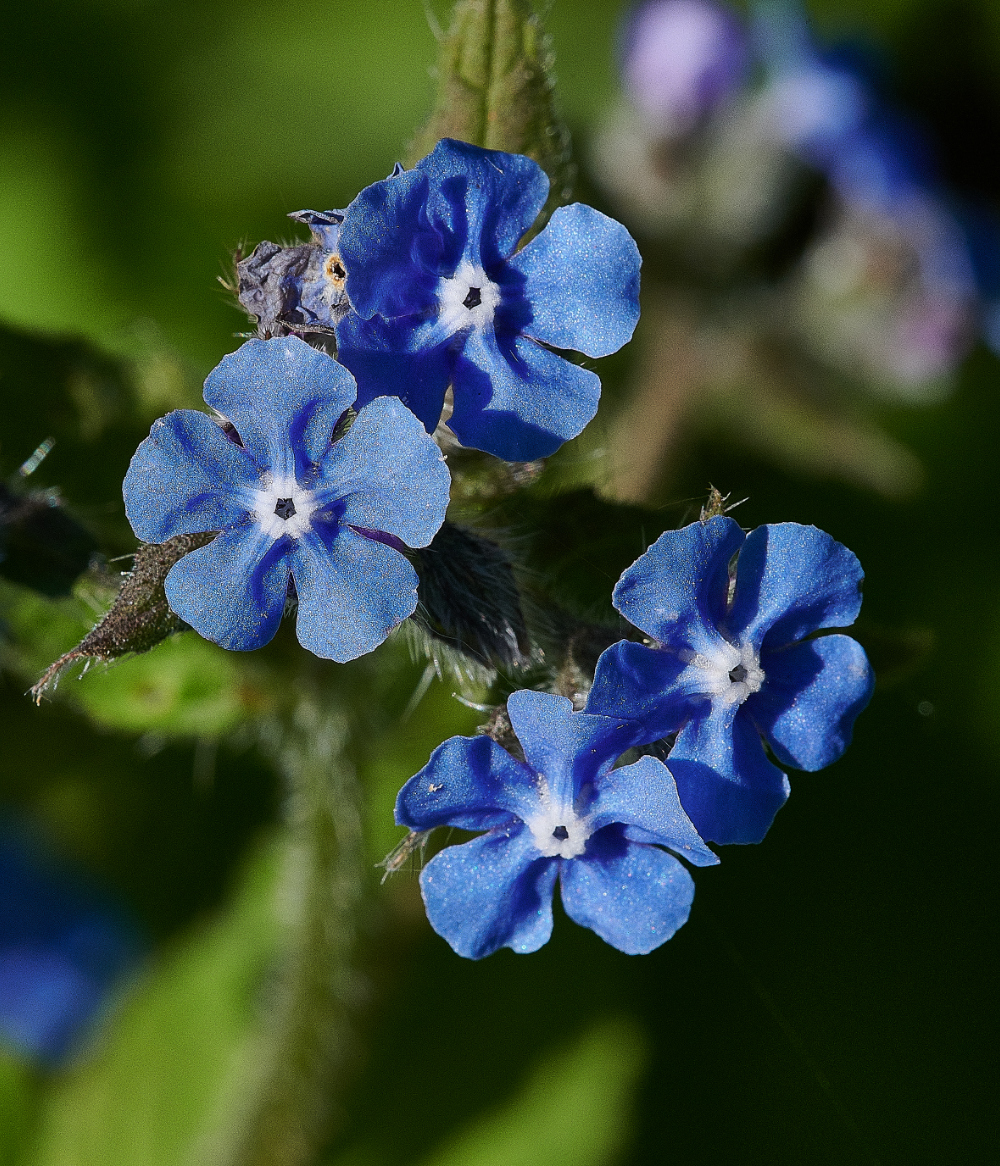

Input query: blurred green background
[0,1,996,1163]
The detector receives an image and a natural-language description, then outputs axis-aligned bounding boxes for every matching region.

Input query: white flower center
[683,639,765,707]
[250,474,318,540]
[437,261,501,337]
[525,779,591,859]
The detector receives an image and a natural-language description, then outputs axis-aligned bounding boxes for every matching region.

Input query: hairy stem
[227,691,363,1166]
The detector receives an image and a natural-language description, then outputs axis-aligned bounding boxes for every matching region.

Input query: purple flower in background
[396,690,717,958]
[586,518,874,845]
[335,139,642,462]
[622,0,749,133]
[0,820,143,1064]
[123,337,451,661]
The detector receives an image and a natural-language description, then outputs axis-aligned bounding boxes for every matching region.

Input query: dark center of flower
[324,254,346,283]
[274,498,297,520]
[463,286,482,309]
[729,664,748,683]
[552,825,569,841]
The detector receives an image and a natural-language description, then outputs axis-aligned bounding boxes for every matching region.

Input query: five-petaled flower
[123,336,451,661]
[585,518,874,845]
[334,138,642,462]
[395,689,718,959]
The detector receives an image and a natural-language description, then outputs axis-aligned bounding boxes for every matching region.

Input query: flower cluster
[120,137,873,963]
[395,516,872,958]
[595,0,1000,396]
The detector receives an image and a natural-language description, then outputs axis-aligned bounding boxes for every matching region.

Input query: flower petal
[123,411,256,543]
[416,139,550,269]
[202,338,357,478]
[509,203,642,357]
[506,690,640,803]
[750,634,874,771]
[587,755,718,866]
[585,639,694,737]
[337,168,441,319]
[667,702,790,844]
[560,829,697,955]
[612,517,746,649]
[395,734,539,831]
[420,826,558,959]
[449,329,601,460]
[334,312,452,430]
[727,523,865,651]
[315,396,450,547]
[163,525,290,651]
[290,526,418,662]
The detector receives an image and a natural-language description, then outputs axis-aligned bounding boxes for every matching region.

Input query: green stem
[227,692,363,1166]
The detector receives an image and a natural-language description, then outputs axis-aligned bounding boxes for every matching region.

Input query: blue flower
[123,336,451,661]
[334,139,642,462]
[395,690,717,959]
[0,819,143,1064]
[585,518,874,845]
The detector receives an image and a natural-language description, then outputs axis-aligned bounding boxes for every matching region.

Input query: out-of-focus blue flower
[586,518,874,845]
[124,337,451,661]
[335,139,642,462]
[622,0,749,134]
[395,689,717,958]
[0,820,143,1065]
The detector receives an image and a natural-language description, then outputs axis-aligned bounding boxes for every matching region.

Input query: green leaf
[409,0,573,212]
[414,1018,647,1166]
[29,843,282,1166]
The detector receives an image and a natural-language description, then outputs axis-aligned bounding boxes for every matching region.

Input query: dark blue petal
[338,169,442,319]
[164,525,290,651]
[449,330,601,460]
[202,338,357,478]
[334,311,452,432]
[416,139,550,268]
[668,703,790,845]
[290,527,418,662]
[123,411,255,544]
[727,523,865,651]
[560,829,696,955]
[612,517,745,649]
[510,204,642,358]
[585,640,693,737]
[395,734,539,831]
[587,755,718,867]
[506,690,639,803]
[420,826,558,959]
[750,635,874,771]
[315,397,450,548]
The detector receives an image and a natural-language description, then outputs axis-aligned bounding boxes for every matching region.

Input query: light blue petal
[509,203,641,357]
[585,639,695,738]
[560,830,697,955]
[335,311,451,430]
[202,338,357,479]
[290,526,418,662]
[612,517,745,650]
[420,826,558,959]
[395,734,539,832]
[750,634,875,771]
[587,755,718,867]
[123,411,255,543]
[667,703,790,845]
[506,690,640,804]
[314,396,450,548]
[727,523,865,651]
[163,525,290,651]
[339,169,442,319]
[449,329,601,460]
[416,139,550,268]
